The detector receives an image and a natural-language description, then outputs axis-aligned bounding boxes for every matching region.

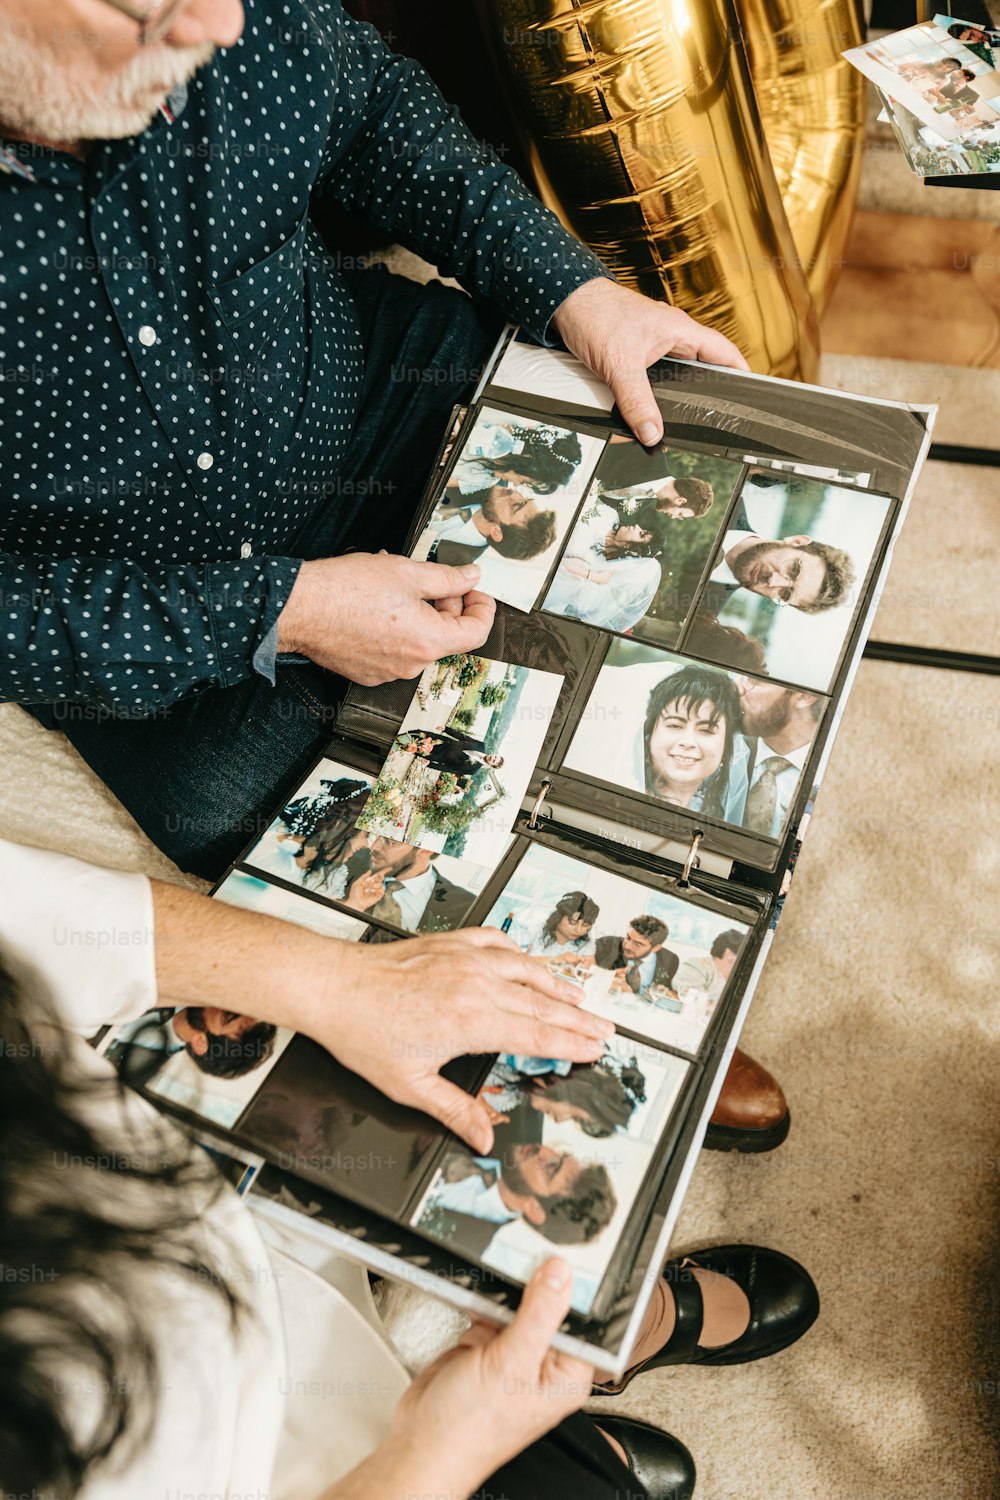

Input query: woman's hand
[312,927,614,1153]
[326,1260,591,1500]
[387,1259,592,1494]
[342,870,388,912]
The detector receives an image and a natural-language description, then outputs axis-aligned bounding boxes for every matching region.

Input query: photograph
[844,22,1000,141]
[355,654,563,867]
[563,639,825,838]
[877,86,1000,176]
[214,868,372,942]
[103,1004,294,1130]
[236,757,492,935]
[481,842,751,1054]
[410,1108,658,1317]
[409,403,606,612]
[680,470,891,692]
[541,437,743,647]
[478,1035,689,1156]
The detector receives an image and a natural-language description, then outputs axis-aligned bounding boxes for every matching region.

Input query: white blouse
[0,838,408,1500]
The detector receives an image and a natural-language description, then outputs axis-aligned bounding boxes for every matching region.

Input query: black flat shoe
[595,1417,696,1500]
[598,1244,819,1393]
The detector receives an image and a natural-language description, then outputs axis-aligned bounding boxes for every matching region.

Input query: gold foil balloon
[735,0,865,314]
[479,0,820,380]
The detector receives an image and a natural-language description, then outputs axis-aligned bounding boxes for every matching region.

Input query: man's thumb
[610,364,662,447]
[422,1075,495,1155]
[415,559,482,600]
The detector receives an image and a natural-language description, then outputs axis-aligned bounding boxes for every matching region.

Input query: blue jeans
[32,267,505,880]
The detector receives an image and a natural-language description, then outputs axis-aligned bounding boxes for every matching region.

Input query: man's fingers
[607,362,663,448]
[419,1074,495,1155]
[428,591,496,653]
[411,559,483,601]
[683,320,750,372]
[434,595,464,617]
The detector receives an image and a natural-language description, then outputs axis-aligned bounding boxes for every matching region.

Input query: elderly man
[0,0,744,880]
[0,0,787,1156]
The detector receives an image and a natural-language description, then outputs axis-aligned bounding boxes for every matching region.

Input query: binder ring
[527,778,552,830]
[678,830,704,887]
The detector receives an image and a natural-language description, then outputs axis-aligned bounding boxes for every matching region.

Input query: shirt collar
[711,528,756,587]
[759,737,811,772]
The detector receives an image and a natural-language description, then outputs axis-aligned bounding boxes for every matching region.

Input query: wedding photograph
[563,639,826,839]
[876,86,1000,177]
[844,21,1000,140]
[482,842,751,1054]
[409,403,605,612]
[478,1035,689,1157]
[356,654,563,868]
[103,1005,294,1130]
[680,470,892,692]
[410,1113,657,1318]
[237,756,492,935]
[541,437,742,646]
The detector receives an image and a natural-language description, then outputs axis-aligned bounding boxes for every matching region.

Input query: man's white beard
[0,20,215,141]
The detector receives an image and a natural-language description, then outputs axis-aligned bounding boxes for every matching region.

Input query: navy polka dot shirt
[0,0,608,714]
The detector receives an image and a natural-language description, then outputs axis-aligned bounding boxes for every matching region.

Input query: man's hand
[552,278,750,447]
[322,927,614,1153]
[277,552,495,685]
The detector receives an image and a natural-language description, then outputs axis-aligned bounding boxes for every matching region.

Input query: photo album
[100,329,934,1375]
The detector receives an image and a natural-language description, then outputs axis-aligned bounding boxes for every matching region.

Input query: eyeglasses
[100,0,189,46]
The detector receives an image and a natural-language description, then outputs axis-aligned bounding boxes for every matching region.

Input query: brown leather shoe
[703,1047,790,1153]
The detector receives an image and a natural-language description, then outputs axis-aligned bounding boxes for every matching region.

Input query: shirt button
[240,542,252,559]
[138,325,157,347]
[196,451,214,470]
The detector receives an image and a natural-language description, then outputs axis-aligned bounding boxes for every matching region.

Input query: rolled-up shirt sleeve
[316,2,614,344]
[0,838,158,1035]
[1,551,303,713]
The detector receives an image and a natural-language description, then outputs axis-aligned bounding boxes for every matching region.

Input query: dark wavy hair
[0,953,242,1499]
[604,505,666,560]
[528,1055,647,1137]
[642,664,740,819]
[536,1162,617,1245]
[539,890,599,950]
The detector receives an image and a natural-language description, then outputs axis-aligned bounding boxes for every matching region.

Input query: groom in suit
[595,915,679,993]
[344,835,475,933]
[426,1141,616,1253]
[400,729,504,782]
[428,490,557,567]
[682,496,855,624]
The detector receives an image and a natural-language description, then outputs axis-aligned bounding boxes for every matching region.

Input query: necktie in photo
[626,960,642,993]
[744,755,793,835]
[370,878,406,928]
